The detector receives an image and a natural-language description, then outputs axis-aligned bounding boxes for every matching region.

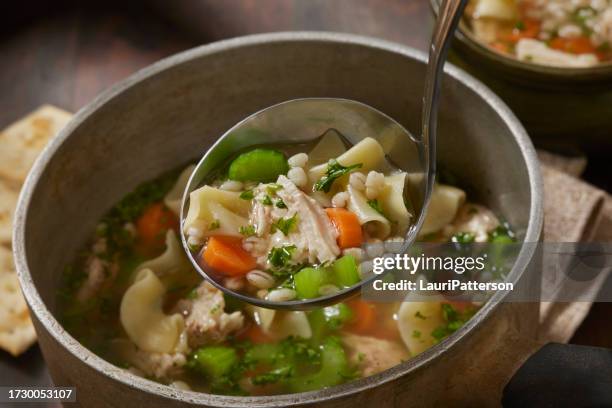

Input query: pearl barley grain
[266,288,297,302]
[288,167,308,187]
[246,270,275,289]
[288,153,308,168]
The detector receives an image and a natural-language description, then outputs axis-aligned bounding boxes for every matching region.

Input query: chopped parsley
[239,190,254,200]
[367,199,386,217]
[239,225,256,237]
[514,20,525,31]
[209,220,221,230]
[261,195,273,206]
[275,199,287,209]
[451,232,475,244]
[431,303,475,343]
[414,310,427,320]
[313,159,362,193]
[252,366,293,385]
[271,214,298,236]
[266,183,283,195]
[412,330,422,339]
[268,245,296,268]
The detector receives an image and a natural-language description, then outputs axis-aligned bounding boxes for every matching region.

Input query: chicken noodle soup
[184,136,414,302]
[465,0,612,66]
[59,138,515,395]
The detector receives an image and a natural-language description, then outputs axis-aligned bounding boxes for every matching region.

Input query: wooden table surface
[1,0,610,393]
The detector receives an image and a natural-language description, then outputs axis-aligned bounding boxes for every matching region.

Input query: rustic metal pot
[429,0,612,153]
[13,32,543,407]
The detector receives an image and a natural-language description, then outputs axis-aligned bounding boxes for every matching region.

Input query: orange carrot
[325,208,363,249]
[239,324,272,344]
[549,36,596,55]
[136,203,178,249]
[346,299,375,334]
[504,19,540,43]
[202,236,256,276]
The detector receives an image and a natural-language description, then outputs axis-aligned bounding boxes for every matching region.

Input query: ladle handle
[419,0,467,213]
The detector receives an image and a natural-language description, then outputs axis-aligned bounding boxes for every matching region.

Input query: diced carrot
[238,324,272,344]
[202,236,256,276]
[325,208,363,249]
[504,19,540,43]
[346,299,375,334]
[549,36,596,55]
[136,203,178,249]
[490,41,511,54]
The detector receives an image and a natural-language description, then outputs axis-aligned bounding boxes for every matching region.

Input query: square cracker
[0,271,36,356]
[0,181,19,246]
[0,105,72,184]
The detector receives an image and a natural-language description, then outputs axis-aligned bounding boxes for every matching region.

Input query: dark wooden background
[1,0,610,395]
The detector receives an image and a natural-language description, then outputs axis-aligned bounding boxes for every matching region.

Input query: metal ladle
[180,0,467,310]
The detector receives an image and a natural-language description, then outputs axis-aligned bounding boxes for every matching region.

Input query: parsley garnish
[266,184,282,195]
[209,220,221,230]
[261,195,273,206]
[414,310,426,320]
[451,232,475,244]
[367,199,386,217]
[239,190,254,200]
[313,159,362,193]
[275,199,287,209]
[239,225,256,237]
[271,214,298,236]
[268,245,296,268]
[412,330,421,339]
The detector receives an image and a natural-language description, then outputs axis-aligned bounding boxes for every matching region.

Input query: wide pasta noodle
[248,307,312,340]
[308,137,385,184]
[164,165,196,216]
[183,185,251,232]
[207,201,249,237]
[137,230,191,276]
[307,129,347,166]
[120,269,184,353]
[378,173,412,236]
[419,184,466,236]
[347,184,391,239]
[396,277,446,355]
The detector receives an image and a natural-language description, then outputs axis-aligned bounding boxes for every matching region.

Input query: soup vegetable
[465,0,612,66]
[183,136,413,302]
[59,135,514,395]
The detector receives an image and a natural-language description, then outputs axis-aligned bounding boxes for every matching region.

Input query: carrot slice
[136,203,178,249]
[549,36,596,55]
[325,208,363,249]
[202,236,256,276]
[238,324,272,344]
[504,19,540,43]
[346,299,375,334]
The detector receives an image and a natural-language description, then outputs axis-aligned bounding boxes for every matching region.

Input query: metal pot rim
[428,0,612,82]
[12,31,543,406]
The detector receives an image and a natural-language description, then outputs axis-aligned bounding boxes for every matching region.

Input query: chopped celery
[288,337,350,392]
[188,346,238,378]
[323,303,353,330]
[244,343,285,366]
[332,255,360,287]
[294,267,328,299]
[228,148,289,182]
[309,303,353,342]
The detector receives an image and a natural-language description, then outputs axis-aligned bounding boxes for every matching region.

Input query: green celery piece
[188,346,238,378]
[288,338,349,392]
[294,267,328,299]
[228,148,289,182]
[332,255,360,287]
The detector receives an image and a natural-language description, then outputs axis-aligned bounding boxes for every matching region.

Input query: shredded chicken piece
[275,175,340,264]
[341,333,409,377]
[76,245,118,302]
[447,203,500,242]
[184,281,244,348]
[115,339,187,380]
